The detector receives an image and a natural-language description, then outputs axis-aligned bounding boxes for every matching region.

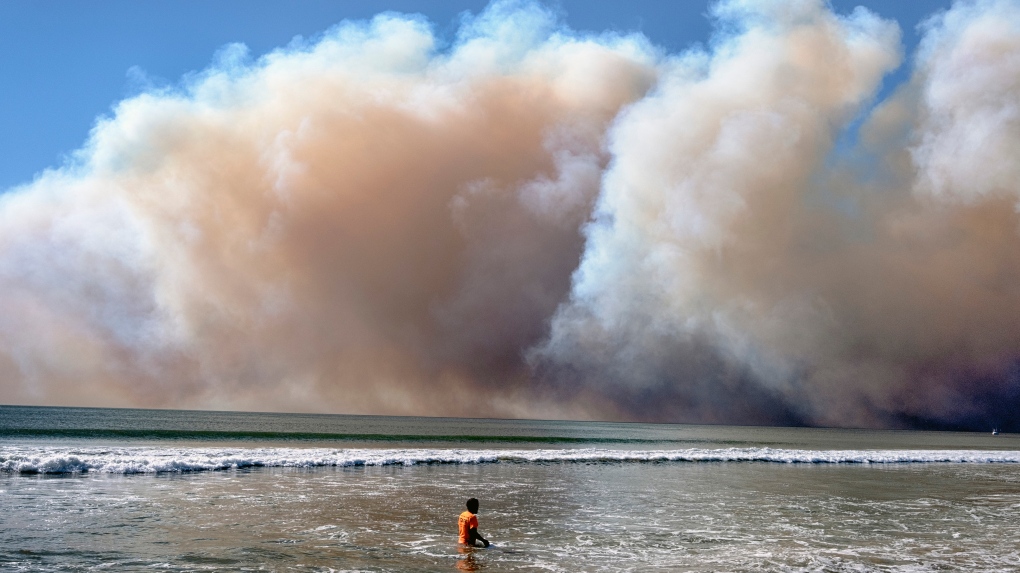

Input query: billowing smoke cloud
[0,3,657,417]
[2,0,1019,429]
[536,0,1020,430]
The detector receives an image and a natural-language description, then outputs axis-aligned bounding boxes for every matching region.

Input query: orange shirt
[458,511,478,544]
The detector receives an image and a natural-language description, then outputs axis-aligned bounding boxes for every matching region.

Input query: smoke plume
[2,0,1020,430]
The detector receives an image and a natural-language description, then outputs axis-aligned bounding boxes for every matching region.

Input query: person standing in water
[458,498,489,548]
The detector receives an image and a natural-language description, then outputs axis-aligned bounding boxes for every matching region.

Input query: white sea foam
[1,446,1019,474]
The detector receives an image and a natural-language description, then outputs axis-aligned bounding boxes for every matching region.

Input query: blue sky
[1,0,951,192]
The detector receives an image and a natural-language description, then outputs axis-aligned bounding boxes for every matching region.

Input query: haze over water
[2,406,1019,571]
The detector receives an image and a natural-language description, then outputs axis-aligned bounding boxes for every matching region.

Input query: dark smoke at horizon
[2,0,1020,431]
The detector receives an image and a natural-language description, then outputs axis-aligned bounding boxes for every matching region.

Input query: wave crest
[2,446,1020,475]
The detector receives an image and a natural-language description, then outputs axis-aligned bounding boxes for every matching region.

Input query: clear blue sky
[0,0,951,192]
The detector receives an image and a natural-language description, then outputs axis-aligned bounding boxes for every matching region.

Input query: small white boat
[992,428,1000,435]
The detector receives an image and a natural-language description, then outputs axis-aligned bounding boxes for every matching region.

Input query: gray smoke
[536,0,1020,429]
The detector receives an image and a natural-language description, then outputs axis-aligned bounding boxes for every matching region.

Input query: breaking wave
[2,446,1020,474]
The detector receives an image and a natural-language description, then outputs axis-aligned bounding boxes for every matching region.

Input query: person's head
[466,498,479,514]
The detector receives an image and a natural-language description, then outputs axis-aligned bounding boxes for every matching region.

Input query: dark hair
[466,498,479,512]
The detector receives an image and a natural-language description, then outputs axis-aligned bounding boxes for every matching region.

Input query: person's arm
[468,527,489,547]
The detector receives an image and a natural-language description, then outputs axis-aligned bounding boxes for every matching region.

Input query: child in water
[458,498,490,548]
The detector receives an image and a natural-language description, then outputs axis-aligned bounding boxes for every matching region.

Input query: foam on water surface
[3,445,1020,474]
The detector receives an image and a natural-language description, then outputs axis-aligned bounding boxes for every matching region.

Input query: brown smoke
[2,0,1020,430]
[0,5,656,417]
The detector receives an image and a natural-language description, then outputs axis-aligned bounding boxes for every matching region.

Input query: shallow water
[1,406,1019,572]
[4,463,1020,572]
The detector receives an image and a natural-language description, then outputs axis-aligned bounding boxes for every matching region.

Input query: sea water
[1,406,1018,572]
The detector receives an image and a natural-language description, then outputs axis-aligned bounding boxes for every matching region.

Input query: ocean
[1,406,1018,572]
